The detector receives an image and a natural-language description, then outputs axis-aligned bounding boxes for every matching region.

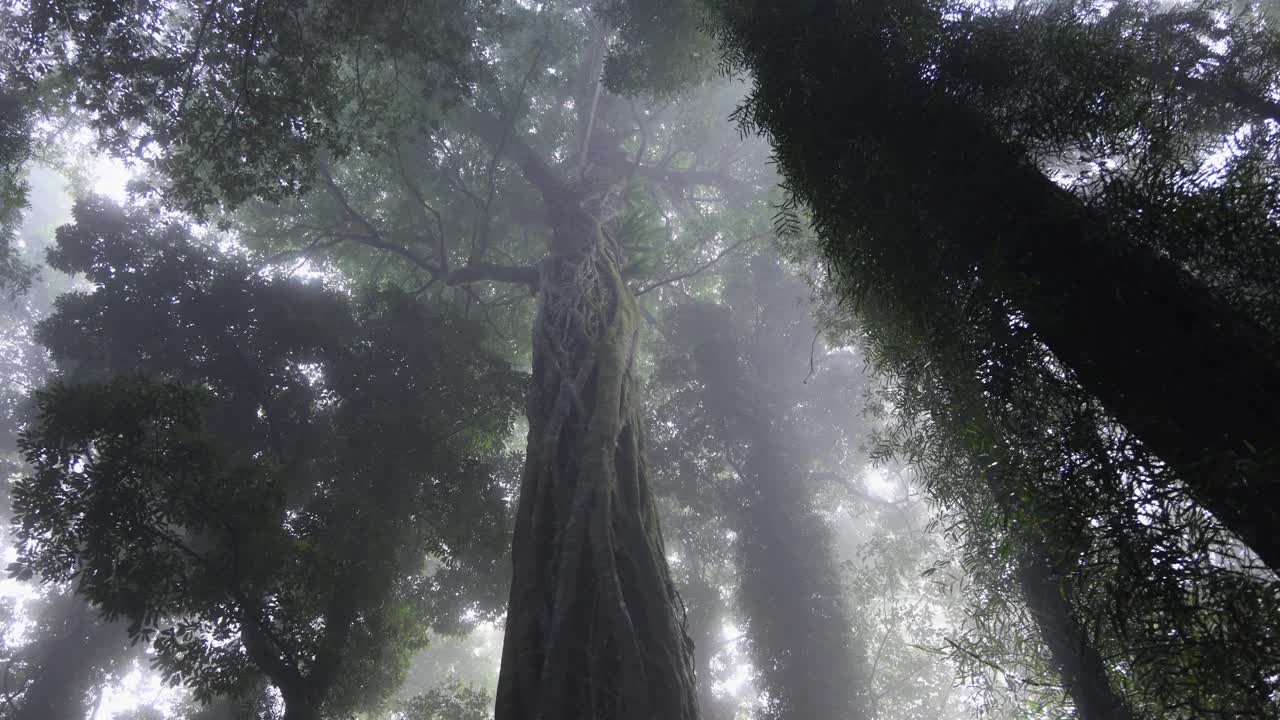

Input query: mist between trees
[1,0,1279,719]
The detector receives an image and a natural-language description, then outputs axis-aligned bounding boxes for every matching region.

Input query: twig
[635,234,759,296]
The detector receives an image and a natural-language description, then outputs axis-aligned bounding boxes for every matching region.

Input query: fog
[2,1,1279,719]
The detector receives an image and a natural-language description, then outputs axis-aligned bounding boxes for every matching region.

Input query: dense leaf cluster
[9,198,524,715]
[0,90,35,295]
[2,0,494,212]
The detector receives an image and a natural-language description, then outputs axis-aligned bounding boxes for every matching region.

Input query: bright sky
[90,155,133,203]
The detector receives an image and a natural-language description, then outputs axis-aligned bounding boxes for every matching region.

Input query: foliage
[8,197,524,716]
[850,222,1280,718]
[606,0,1280,715]
[0,90,36,295]
[702,0,1280,581]
[598,0,717,97]
[0,589,134,720]
[2,0,496,212]
[396,681,492,720]
[22,1,1280,719]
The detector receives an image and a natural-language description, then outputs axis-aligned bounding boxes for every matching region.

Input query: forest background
[2,0,1280,719]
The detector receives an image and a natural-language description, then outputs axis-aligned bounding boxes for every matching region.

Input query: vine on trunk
[495,213,699,720]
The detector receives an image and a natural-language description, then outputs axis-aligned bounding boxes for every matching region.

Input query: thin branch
[465,107,567,204]
[634,235,759,296]
[394,146,449,272]
[815,471,907,509]
[631,164,750,196]
[257,235,343,269]
[474,21,550,258]
[316,165,443,278]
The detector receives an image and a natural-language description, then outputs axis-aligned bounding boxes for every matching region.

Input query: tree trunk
[493,201,699,720]
[187,696,242,720]
[711,0,1280,572]
[672,287,868,720]
[682,573,731,720]
[1017,548,1135,720]
[733,431,868,720]
[13,595,127,720]
[979,452,1135,718]
[280,700,320,720]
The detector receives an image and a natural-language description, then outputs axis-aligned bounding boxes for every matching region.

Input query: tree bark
[711,0,1280,572]
[492,155,698,720]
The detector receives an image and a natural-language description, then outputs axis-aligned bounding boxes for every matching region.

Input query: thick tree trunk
[1018,549,1135,720]
[494,206,698,720]
[713,0,1280,572]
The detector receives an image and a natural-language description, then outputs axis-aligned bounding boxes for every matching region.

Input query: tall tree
[231,11,759,718]
[2,2,771,715]
[654,256,870,720]
[457,32,704,720]
[0,90,36,295]
[854,235,1280,718]
[646,0,1280,572]
[9,198,524,720]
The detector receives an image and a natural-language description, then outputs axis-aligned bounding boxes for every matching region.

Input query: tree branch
[466,109,568,202]
[315,165,443,279]
[631,164,750,196]
[634,234,760,296]
[814,471,906,509]
[446,261,539,287]
[394,146,449,272]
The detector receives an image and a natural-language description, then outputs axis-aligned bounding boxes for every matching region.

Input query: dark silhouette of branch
[465,108,568,203]
[1135,61,1280,125]
[317,164,443,279]
[814,471,906,509]
[394,147,449,272]
[635,235,760,296]
[257,235,343,269]
[446,261,538,287]
[474,29,550,258]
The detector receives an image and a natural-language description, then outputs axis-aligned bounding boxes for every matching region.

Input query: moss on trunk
[495,214,698,720]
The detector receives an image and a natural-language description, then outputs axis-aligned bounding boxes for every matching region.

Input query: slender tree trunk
[13,596,127,720]
[673,286,868,720]
[493,190,698,720]
[1017,548,1135,720]
[710,0,1280,571]
[683,574,730,720]
[982,458,1136,718]
[733,429,868,720]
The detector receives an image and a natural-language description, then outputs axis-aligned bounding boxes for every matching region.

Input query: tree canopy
[1,1,1278,719]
